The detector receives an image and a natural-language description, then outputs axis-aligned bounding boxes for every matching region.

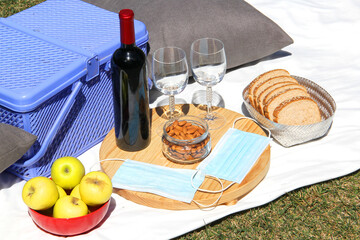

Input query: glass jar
[162,115,211,164]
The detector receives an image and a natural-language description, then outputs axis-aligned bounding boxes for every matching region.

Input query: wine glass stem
[206,86,213,118]
[169,94,175,119]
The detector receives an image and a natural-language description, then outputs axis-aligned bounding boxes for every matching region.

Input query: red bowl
[28,199,110,236]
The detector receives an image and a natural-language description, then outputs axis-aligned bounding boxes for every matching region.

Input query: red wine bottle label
[119,9,135,45]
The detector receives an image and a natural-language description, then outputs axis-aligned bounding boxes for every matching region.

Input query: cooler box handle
[13,81,83,167]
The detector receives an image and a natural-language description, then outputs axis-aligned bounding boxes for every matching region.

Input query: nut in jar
[162,115,211,164]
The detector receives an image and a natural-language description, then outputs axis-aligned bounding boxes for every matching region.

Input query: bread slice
[248,69,322,126]
[273,96,322,125]
[264,88,310,121]
[259,83,308,115]
[248,69,290,108]
[253,76,299,112]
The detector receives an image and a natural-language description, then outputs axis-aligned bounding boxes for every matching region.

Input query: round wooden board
[99,104,270,210]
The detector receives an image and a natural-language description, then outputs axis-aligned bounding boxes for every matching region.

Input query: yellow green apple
[53,196,88,218]
[70,184,81,199]
[79,171,112,206]
[22,176,59,211]
[56,185,67,198]
[51,156,85,190]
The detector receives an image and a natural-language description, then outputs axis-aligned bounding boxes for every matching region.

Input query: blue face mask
[110,159,205,203]
[196,121,271,184]
[104,117,271,207]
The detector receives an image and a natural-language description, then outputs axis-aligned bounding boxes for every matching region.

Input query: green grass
[0,0,45,16]
[1,1,359,239]
[177,171,360,239]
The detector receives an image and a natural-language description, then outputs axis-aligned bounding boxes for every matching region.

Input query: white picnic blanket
[1,0,360,239]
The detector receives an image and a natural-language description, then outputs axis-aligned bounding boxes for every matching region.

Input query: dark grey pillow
[83,0,293,70]
[0,123,37,173]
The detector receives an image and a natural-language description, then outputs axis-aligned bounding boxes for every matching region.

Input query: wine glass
[190,38,227,130]
[152,47,189,120]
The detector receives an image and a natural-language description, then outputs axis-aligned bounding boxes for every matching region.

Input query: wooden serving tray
[99,104,270,210]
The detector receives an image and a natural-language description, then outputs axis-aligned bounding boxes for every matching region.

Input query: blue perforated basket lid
[0,0,148,112]
[7,0,148,63]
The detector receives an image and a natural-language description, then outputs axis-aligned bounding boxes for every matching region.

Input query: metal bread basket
[242,76,336,147]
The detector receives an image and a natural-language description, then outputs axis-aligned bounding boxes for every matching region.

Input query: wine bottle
[111,9,151,151]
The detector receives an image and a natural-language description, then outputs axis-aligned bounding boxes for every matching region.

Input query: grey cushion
[0,123,37,173]
[83,0,293,70]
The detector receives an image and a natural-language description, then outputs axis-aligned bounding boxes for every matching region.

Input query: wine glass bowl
[152,47,189,120]
[190,38,227,130]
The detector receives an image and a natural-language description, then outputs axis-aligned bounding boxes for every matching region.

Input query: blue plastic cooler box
[0,0,149,180]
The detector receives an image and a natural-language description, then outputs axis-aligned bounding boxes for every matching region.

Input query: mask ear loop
[233,117,271,139]
[191,117,271,208]
[94,159,236,208]
[190,170,237,208]
[94,159,225,208]
[90,158,127,172]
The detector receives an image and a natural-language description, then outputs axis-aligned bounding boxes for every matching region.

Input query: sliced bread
[273,96,322,125]
[248,69,322,126]
[264,88,310,121]
[253,76,299,112]
[248,69,290,108]
[259,83,308,115]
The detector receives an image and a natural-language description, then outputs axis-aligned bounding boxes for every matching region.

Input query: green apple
[51,156,85,190]
[22,176,59,211]
[79,171,112,207]
[53,196,88,218]
[56,185,67,198]
[70,184,81,199]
